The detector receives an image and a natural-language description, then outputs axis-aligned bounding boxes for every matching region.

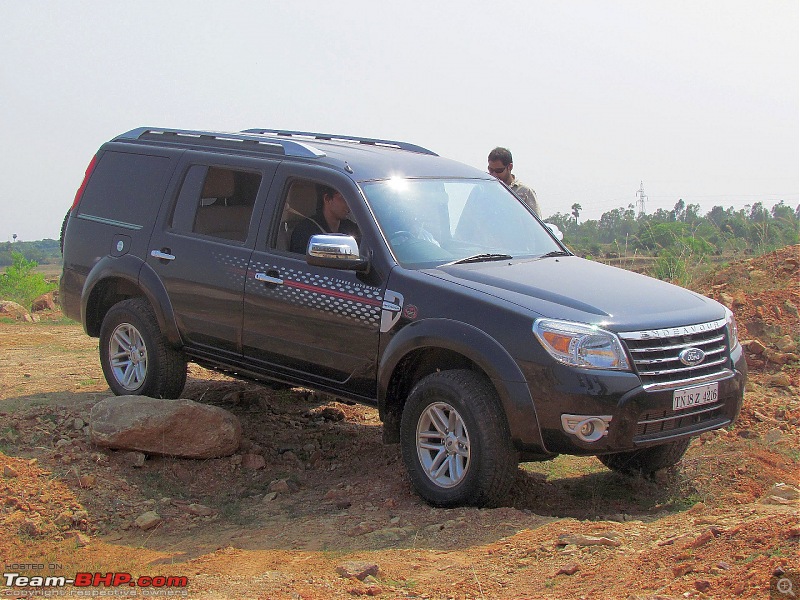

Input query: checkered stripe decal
[248,261,383,326]
[213,251,250,288]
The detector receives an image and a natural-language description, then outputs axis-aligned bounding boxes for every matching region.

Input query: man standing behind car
[487,147,541,218]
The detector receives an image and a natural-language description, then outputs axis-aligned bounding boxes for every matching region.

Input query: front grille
[635,403,726,440]
[619,318,733,391]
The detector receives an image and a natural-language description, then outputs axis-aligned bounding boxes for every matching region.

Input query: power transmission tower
[635,181,648,217]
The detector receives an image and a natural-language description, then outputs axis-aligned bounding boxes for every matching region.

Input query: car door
[147,152,277,356]
[242,163,389,399]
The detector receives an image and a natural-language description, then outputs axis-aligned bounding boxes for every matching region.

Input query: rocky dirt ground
[0,246,798,599]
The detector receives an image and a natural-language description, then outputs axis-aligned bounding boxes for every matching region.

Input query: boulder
[31,292,57,312]
[241,453,266,470]
[766,373,792,388]
[0,300,32,322]
[90,396,242,458]
[186,503,217,517]
[135,511,162,530]
[744,318,780,339]
[764,483,800,501]
[764,349,792,365]
[556,562,580,576]
[336,561,379,581]
[557,532,622,547]
[123,451,146,467]
[776,335,798,353]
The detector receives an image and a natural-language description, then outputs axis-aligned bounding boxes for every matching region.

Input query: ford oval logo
[679,347,706,366]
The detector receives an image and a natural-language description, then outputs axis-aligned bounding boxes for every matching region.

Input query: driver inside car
[289,185,360,254]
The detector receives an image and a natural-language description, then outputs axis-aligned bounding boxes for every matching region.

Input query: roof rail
[242,129,438,156]
[115,128,326,159]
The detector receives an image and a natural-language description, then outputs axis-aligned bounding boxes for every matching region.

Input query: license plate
[673,382,719,411]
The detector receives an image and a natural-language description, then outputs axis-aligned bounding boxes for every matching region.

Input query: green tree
[547,199,795,260]
[0,252,56,310]
[671,199,686,222]
[571,203,582,225]
[685,203,701,225]
[0,239,60,267]
[770,201,800,246]
[546,212,577,240]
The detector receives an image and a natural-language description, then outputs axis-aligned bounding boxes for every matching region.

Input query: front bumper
[517,345,747,455]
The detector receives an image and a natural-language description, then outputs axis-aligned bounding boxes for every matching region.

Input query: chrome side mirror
[306,234,368,271]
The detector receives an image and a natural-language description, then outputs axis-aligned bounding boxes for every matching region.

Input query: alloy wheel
[416,401,471,488]
[108,323,148,391]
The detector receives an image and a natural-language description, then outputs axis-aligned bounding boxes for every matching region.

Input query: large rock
[557,532,622,547]
[134,511,162,530]
[90,396,242,458]
[31,292,57,312]
[336,561,380,581]
[776,335,798,353]
[0,300,32,322]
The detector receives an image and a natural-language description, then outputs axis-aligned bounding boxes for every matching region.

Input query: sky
[2,0,797,241]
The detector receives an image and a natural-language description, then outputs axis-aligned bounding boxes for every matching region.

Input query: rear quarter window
[77,151,172,229]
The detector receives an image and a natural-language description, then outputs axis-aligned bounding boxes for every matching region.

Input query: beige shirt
[509,176,541,218]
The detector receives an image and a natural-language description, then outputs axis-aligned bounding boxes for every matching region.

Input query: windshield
[361,178,563,267]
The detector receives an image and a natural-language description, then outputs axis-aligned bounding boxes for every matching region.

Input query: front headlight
[725,308,740,349]
[532,319,630,370]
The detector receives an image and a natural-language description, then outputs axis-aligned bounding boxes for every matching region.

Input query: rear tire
[99,298,186,398]
[59,211,69,255]
[598,438,691,475]
[400,370,518,507]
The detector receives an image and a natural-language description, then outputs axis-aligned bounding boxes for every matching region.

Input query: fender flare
[81,255,182,346]
[378,318,545,449]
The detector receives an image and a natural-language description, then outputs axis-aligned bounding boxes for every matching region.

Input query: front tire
[400,370,518,507]
[598,438,691,475]
[99,298,186,398]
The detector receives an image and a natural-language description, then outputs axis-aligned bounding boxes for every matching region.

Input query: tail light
[70,154,99,212]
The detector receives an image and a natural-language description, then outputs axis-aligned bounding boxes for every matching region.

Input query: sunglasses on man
[488,165,508,174]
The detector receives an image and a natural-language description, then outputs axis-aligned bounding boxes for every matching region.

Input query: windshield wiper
[539,250,572,258]
[445,253,513,266]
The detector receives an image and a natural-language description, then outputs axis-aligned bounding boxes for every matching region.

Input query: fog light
[561,414,612,443]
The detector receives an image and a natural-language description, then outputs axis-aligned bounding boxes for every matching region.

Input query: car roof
[113,127,491,183]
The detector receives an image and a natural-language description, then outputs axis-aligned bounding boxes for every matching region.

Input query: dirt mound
[698,245,799,387]
[697,244,799,342]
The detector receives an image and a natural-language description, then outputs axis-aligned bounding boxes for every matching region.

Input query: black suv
[61,127,746,506]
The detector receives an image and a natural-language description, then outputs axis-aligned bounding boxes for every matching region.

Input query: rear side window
[170,166,262,242]
[77,151,171,229]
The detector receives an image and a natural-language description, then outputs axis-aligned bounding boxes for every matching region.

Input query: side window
[273,180,361,255]
[274,180,321,253]
[170,166,262,242]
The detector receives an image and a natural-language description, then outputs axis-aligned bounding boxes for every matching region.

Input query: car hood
[427,255,726,331]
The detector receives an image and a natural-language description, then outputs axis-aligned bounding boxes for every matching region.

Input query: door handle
[150,249,176,261]
[255,272,283,285]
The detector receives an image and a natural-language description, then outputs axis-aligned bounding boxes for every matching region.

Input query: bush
[653,249,690,286]
[0,252,56,310]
